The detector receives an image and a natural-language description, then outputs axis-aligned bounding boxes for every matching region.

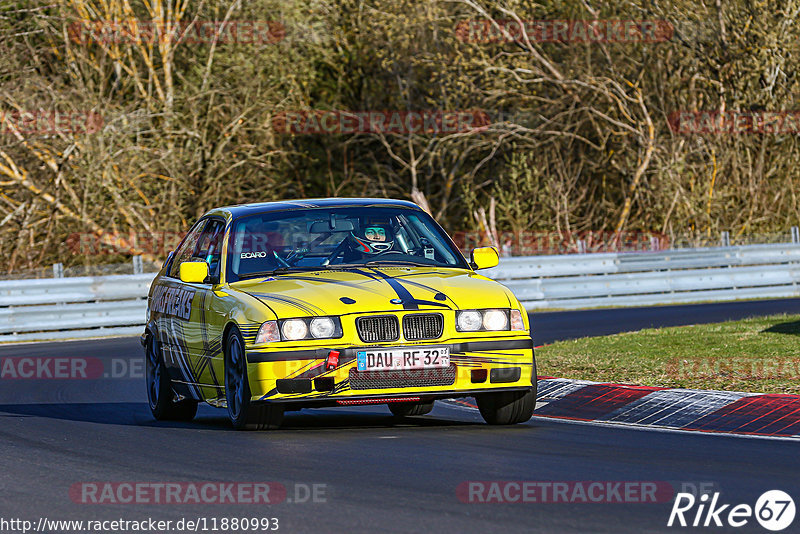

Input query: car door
[183,218,227,402]
[155,219,207,400]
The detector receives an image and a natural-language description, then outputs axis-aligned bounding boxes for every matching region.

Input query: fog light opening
[471,369,488,383]
[314,377,335,391]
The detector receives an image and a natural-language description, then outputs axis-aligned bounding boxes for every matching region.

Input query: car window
[194,219,225,279]
[167,220,207,279]
[226,206,469,282]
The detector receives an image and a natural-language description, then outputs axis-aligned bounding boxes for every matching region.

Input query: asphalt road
[2,298,799,533]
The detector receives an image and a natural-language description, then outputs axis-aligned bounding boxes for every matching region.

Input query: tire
[476,388,535,425]
[388,400,434,417]
[145,334,198,421]
[476,341,538,425]
[225,327,284,430]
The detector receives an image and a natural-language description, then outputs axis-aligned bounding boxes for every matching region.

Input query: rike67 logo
[668,490,795,531]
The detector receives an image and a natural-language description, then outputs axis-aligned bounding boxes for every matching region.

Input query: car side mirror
[470,246,499,270]
[179,261,209,284]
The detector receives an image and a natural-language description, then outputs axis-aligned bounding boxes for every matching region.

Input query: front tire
[145,335,198,421]
[476,388,536,425]
[388,400,434,417]
[225,327,284,430]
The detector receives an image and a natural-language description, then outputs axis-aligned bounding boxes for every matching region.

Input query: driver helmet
[350,224,394,254]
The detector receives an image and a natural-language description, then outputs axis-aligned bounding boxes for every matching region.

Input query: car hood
[229,266,517,317]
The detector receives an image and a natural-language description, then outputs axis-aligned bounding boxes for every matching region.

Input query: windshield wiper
[315,263,364,270]
[364,260,432,267]
[238,266,323,279]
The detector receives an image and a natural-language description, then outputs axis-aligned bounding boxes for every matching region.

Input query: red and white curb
[446,378,800,438]
[533,378,800,438]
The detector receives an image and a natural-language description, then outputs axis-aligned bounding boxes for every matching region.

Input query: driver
[341,223,396,262]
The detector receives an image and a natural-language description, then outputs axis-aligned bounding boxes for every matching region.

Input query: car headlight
[263,316,343,341]
[310,317,336,338]
[457,309,519,332]
[483,309,508,330]
[281,319,309,340]
[256,320,280,343]
[456,310,483,331]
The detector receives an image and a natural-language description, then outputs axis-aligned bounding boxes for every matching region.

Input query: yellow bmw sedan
[143,198,536,430]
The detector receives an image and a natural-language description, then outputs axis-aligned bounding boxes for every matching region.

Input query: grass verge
[535,313,800,394]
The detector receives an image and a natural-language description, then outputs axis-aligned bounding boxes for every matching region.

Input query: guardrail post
[791,226,799,244]
[576,240,586,254]
[52,263,64,278]
[720,231,731,247]
[133,255,143,275]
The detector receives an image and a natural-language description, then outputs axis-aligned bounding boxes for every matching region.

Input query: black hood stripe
[275,275,386,296]
[363,268,419,310]
[249,293,324,315]
[386,277,457,309]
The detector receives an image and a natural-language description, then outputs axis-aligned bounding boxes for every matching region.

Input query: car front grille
[348,365,457,390]
[356,315,400,343]
[402,313,443,341]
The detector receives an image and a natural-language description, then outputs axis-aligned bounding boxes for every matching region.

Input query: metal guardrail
[0,274,155,342]
[1,243,800,341]
[484,243,800,309]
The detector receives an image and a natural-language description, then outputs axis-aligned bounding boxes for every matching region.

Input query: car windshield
[226,205,469,281]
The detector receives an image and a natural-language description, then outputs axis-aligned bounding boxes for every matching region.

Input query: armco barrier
[1,243,800,341]
[484,243,800,309]
[0,273,155,342]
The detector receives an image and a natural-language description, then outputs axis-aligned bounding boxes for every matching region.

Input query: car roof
[205,198,423,221]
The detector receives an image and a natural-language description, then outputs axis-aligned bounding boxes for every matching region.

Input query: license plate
[356,347,450,372]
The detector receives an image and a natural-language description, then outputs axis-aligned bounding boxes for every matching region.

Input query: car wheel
[145,335,198,421]
[388,400,434,417]
[225,327,284,430]
[476,388,536,425]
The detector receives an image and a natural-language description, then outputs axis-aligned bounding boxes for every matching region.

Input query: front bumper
[244,336,535,403]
